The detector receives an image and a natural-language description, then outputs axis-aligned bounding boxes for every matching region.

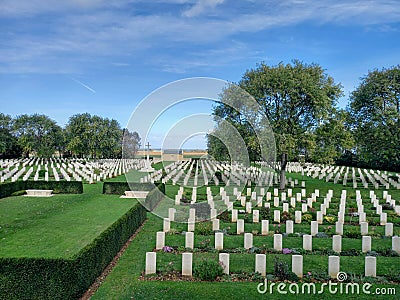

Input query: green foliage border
[0,180,83,199]
[103,181,165,211]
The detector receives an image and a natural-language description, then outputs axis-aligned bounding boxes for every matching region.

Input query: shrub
[343,229,361,239]
[340,248,361,256]
[302,214,313,223]
[324,216,336,224]
[259,207,271,219]
[195,222,213,235]
[273,256,298,281]
[217,211,230,222]
[193,259,223,281]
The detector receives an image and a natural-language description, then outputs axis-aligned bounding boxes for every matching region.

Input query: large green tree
[13,114,61,157]
[312,110,354,164]
[209,60,343,188]
[348,66,400,171]
[65,113,123,158]
[0,113,20,158]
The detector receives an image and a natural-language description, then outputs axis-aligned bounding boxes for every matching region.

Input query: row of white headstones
[146,239,400,277]
[0,158,145,183]
[141,160,281,187]
[154,229,400,254]
[161,186,399,230]
[283,162,400,189]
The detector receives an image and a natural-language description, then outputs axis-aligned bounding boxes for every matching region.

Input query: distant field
[0,184,138,258]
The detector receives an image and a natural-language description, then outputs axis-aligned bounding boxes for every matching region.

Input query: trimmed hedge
[102,182,155,195]
[144,184,165,211]
[103,181,165,212]
[0,202,146,300]
[0,181,83,199]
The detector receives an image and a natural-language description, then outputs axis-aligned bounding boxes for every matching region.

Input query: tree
[65,113,123,158]
[122,129,141,159]
[348,66,400,171]
[13,114,61,157]
[209,60,343,188]
[312,110,354,164]
[0,113,21,158]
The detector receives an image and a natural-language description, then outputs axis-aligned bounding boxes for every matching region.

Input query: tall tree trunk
[279,153,288,190]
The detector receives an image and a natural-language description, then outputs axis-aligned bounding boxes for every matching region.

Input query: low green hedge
[0,181,83,199]
[102,181,156,194]
[103,181,165,212]
[0,202,146,300]
[144,184,165,211]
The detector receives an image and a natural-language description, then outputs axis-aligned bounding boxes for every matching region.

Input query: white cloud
[1,0,400,74]
[182,0,225,17]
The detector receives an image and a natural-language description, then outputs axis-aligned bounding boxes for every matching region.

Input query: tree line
[0,113,140,159]
[208,60,400,172]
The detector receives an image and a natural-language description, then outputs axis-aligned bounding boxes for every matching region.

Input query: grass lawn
[0,183,138,258]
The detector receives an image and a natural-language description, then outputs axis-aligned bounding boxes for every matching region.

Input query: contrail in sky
[69,77,96,93]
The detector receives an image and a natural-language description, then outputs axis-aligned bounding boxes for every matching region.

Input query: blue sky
[1,0,399,148]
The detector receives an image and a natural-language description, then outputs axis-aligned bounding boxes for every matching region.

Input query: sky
[1,0,399,149]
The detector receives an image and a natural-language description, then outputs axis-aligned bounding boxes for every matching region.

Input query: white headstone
[380,212,387,225]
[244,233,253,249]
[219,253,229,274]
[215,232,224,250]
[335,221,343,235]
[168,208,175,222]
[292,255,303,278]
[156,231,165,250]
[365,256,376,277]
[253,210,259,223]
[237,219,244,234]
[274,210,280,223]
[212,219,220,231]
[362,236,371,253]
[182,253,193,276]
[188,219,195,232]
[163,218,170,233]
[246,202,252,214]
[303,234,312,251]
[145,252,156,275]
[189,208,196,220]
[295,211,302,224]
[286,220,294,234]
[232,209,238,222]
[185,232,194,249]
[360,222,368,236]
[392,236,400,254]
[328,256,340,279]
[316,211,323,224]
[332,235,342,253]
[261,220,269,235]
[255,254,266,276]
[283,203,289,213]
[310,221,318,236]
[274,234,282,251]
[385,223,393,237]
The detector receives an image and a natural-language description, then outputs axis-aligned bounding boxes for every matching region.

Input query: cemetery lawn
[0,183,138,258]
